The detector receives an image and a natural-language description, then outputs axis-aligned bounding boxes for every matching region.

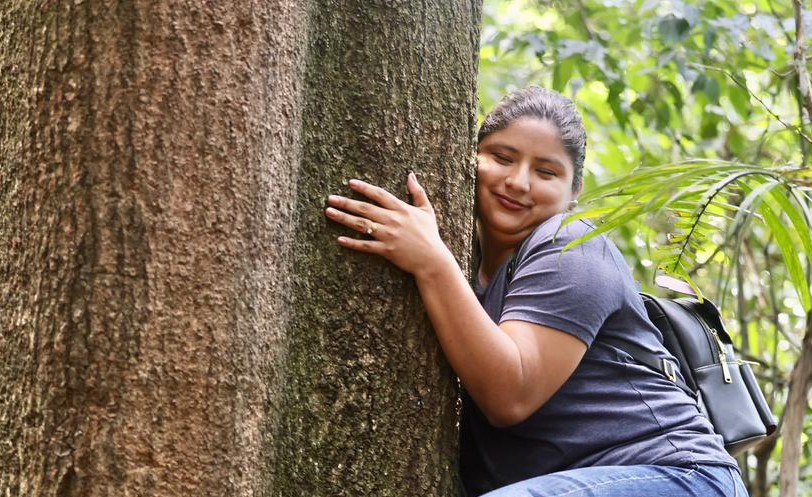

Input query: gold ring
[366,223,378,235]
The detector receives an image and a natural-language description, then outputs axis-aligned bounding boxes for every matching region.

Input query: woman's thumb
[407,172,431,208]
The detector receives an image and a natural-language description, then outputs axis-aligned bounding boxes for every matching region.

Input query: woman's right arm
[412,254,587,427]
[327,175,586,426]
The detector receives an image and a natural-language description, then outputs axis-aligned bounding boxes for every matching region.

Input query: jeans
[480,464,748,497]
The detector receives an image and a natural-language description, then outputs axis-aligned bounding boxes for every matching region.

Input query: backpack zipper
[710,328,733,384]
[687,300,734,385]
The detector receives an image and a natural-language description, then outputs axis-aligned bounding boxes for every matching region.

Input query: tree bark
[1,1,307,495]
[779,312,812,497]
[750,431,778,497]
[272,1,481,496]
[1,0,481,496]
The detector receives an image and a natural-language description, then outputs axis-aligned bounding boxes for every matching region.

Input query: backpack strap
[601,337,695,398]
[506,242,523,282]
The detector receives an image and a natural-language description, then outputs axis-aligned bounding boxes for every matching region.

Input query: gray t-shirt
[460,214,737,496]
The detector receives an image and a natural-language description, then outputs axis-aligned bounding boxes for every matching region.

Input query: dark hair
[478,86,586,193]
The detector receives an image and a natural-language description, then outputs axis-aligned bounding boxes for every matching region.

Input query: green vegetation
[480,1,812,496]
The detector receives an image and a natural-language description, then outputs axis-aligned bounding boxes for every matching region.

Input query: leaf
[727,76,751,118]
[692,74,721,104]
[766,184,812,266]
[655,100,671,128]
[703,27,717,57]
[659,15,692,44]
[662,81,684,109]
[758,198,812,311]
[552,57,575,93]
[700,112,721,139]
[726,127,747,157]
[608,82,628,129]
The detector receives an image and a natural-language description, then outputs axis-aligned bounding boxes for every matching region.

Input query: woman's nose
[505,165,531,193]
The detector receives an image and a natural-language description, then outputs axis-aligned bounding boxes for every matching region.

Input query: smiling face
[476,117,579,248]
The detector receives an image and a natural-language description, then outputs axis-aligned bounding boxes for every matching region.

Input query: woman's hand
[325,173,456,278]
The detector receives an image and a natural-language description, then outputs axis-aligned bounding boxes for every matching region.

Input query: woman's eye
[535,168,556,177]
[494,154,512,164]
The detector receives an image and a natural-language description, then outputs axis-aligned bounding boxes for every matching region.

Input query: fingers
[336,235,385,256]
[326,174,433,258]
[326,194,388,224]
[325,206,385,237]
[325,179,400,242]
[338,175,432,212]
[347,179,403,210]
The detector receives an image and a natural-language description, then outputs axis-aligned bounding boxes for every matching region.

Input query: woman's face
[476,117,578,246]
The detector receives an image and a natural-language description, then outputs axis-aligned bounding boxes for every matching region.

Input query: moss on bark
[273,1,481,496]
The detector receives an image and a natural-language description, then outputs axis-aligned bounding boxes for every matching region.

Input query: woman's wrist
[412,245,462,283]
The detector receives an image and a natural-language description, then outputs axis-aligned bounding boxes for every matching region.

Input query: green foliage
[480,0,812,494]
[569,161,812,308]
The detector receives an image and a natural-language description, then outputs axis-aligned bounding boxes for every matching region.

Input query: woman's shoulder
[522,213,600,252]
[516,214,624,282]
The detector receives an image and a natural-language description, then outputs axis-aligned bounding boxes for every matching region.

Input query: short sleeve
[500,219,627,346]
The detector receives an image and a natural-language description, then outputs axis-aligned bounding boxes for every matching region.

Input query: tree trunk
[272,1,480,496]
[0,1,481,496]
[779,312,812,497]
[750,432,778,497]
[780,4,812,494]
[0,1,306,495]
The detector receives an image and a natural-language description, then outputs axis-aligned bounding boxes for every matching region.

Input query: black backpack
[608,294,778,455]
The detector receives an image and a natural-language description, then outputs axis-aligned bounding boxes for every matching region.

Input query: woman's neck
[476,228,522,287]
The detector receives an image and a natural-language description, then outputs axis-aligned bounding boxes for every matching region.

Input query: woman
[324,87,748,497]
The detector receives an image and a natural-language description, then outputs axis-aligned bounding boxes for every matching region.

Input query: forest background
[482,1,812,497]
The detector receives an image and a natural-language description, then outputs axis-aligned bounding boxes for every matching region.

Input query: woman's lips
[494,193,527,211]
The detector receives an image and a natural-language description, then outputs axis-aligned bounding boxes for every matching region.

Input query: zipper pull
[711,328,733,384]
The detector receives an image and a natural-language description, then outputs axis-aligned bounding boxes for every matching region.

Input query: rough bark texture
[779,312,812,497]
[750,431,777,497]
[0,0,307,495]
[273,1,480,496]
[1,0,480,496]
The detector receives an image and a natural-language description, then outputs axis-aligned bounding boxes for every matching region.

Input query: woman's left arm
[325,175,586,427]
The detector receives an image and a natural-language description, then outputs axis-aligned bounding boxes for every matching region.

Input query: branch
[794,0,812,135]
[690,63,812,146]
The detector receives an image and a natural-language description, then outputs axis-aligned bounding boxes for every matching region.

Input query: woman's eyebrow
[535,157,566,167]
[491,143,519,154]
[486,143,519,154]
[487,143,566,167]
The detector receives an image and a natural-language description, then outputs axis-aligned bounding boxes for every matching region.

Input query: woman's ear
[573,180,584,199]
[567,183,583,212]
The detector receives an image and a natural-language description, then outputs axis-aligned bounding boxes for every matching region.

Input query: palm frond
[569,159,811,308]
[760,206,811,310]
